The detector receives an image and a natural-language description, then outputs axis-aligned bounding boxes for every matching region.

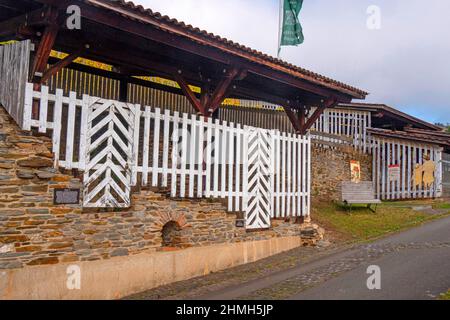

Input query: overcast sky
[134,0,450,124]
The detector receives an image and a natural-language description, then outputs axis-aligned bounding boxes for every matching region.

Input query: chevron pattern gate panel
[244,128,273,229]
[83,98,138,208]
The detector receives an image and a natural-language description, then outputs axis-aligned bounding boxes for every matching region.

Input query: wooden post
[284,107,301,133]
[174,72,205,115]
[284,104,309,135]
[206,68,243,116]
[119,78,129,102]
[298,107,306,133]
[200,83,211,111]
[30,15,59,82]
[200,83,211,193]
[29,6,59,119]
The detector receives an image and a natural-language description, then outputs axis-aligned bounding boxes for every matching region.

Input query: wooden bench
[341,181,381,212]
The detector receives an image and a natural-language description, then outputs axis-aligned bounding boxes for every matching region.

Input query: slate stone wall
[311,145,373,201]
[0,107,322,270]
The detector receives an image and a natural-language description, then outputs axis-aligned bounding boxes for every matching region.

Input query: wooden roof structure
[337,103,442,132]
[0,0,368,133]
[368,128,450,152]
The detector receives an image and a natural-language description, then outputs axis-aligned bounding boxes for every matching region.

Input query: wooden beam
[29,6,60,119]
[119,77,128,102]
[174,72,205,115]
[284,107,301,133]
[52,30,331,106]
[35,0,360,101]
[207,68,241,115]
[16,25,41,41]
[0,0,41,11]
[200,83,211,109]
[0,8,51,40]
[56,35,271,107]
[284,104,309,134]
[46,55,311,112]
[302,98,338,134]
[29,6,59,82]
[299,107,306,131]
[58,41,315,108]
[47,38,327,112]
[40,46,87,83]
[231,85,299,108]
[46,56,200,99]
[54,35,209,86]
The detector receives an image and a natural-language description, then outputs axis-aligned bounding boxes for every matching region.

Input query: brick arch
[158,212,188,248]
[157,211,187,230]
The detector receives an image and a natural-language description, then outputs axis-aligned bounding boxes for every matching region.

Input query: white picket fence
[312,108,371,153]
[22,83,311,226]
[372,136,443,200]
[443,154,450,198]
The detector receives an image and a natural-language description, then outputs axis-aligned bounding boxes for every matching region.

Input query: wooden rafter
[231,85,301,108]
[173,68,245,116]
[174,72,205,115]
[46,53,313,110]
[44,25,346,107]
[29,6,59,82]
[0,8,50,40]
[284,107,301,133]
[206,68,242,115]
[299,107,306,129]
[284,98,337,135]
[16,25,40,40]
[40,46,87,84]
[119,77,128,102]
[200,83,211,109]
[6,1,361,123]
[302,98,338,134]
[33,0,357,101]
[0,0,41,11]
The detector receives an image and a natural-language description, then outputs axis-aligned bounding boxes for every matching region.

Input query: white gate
[22,83,312,222]
[83,98,139,207]
[244,127,273,229]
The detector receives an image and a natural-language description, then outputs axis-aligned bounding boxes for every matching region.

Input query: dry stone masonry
[311,146,372,201]
[0,106,323,270]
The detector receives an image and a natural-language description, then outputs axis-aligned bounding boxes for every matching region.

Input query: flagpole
[277,0,283,58]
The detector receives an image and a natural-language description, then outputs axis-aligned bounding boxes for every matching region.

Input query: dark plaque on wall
[53,189,80,205]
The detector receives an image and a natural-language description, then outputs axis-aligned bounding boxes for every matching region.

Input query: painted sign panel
[414,158,436,188]
[388,164,400,182]
[350,160,361,183]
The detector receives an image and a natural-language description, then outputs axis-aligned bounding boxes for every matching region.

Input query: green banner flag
[278,0,304,55]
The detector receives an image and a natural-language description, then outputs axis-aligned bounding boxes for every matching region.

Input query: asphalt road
[199,216,450,300]
[293,215,450,300]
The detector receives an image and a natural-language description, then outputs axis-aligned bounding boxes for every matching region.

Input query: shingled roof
[84,0,368,99]
[337,102,442,131]
[368,128,450,149]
